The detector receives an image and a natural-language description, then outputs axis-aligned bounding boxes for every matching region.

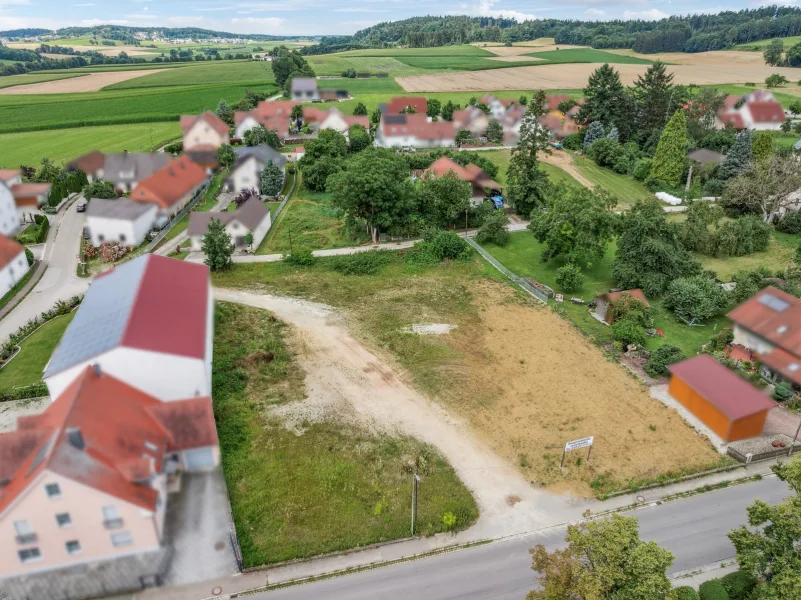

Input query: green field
[0,72,83,89]
[0,82,276,134]
[338,45,494,58]
[481,232,727,358]
[320,77,404,94]
[702,83,801,105]
[0,122,181,168]
[571,154,653,208]
[699,231,800,281]
[480,149,582,190]
[735,35,801,50]
[104,61,275,90]
[306,56,425,77]
[526,48,654,65]
[0,312,76,392]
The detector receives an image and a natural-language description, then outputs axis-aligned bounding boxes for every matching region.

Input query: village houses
[129,155,208,218]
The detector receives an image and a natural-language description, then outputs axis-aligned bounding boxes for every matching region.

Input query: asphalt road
[257,477,790,600]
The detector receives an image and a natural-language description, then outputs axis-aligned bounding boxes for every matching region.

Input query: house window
[45,483,61,498]
[102,505,123,529]
[18,547,41,563]
[111,531,133,547]
[66,540,81,555]
[119,234,126,243]
[14,520,35,544]
[98,234,104,243]
[55,513,72,528]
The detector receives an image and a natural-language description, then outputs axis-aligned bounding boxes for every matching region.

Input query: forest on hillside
[301,7,801,54]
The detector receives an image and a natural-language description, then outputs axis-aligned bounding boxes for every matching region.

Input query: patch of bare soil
[397,62,801,92]
[541,151,594,189]
[487,55,544,62]
[605,49,769,66]
[0,70,157,94]
[439,281,720,497]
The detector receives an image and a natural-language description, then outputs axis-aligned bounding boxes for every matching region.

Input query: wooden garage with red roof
[668,354,776,442]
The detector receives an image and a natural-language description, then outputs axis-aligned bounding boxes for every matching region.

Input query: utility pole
[410,472,420,536]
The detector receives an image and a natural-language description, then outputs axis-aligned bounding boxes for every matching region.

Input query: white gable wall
[0,250,30,297]
[229,156,262,193]
[86,207,157,248]
[234,117,261,139]
[0,184,20,237]
[184,120,228,151]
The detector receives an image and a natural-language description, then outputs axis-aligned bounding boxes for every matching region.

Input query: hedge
[33,214,49,243]
[675,587,699,600]
[721,571,756,600]
[699,580,729,600]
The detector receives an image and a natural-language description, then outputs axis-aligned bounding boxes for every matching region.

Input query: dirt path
[214,288,590,536]
[541,151,594,188]
[0,70,155,94]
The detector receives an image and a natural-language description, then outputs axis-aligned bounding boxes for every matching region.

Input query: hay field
[0,70,156,94]
[8,43,152,57]
[397,61,801,92]
[481,43,586,56]
[606,49,773,66]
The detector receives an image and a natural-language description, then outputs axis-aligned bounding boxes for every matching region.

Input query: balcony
[16,533,37,545]
[103,518,124,530]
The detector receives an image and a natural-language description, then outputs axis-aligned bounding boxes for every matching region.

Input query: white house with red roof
[375,113,456,149]
[0,169,51,224]
[234,100,297,139]
[0,235,30,297]
[424,156,502,204]
[43,255,213,403]
[382,96,427,115]
[129,155,208,218]
[180,111,230,152]
[302,106,369,136]
[0,366,218,580]
[0,176,21,237]
[716,90,786,131]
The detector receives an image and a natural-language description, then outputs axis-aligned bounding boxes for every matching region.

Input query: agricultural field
[104,60,275,89]
[306,55,426,77]
[213,301,476,566]
[0,122,181,168]
[525,48,654,65]
[0,72,83,89]
[735,35,801,50]
[0,70,157,94]
[212,252,723,498]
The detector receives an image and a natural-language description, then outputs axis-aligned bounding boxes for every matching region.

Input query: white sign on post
[564,436,594,452]
[561,436,594,468]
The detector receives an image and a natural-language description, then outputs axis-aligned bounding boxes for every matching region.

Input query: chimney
[92,363,102,377]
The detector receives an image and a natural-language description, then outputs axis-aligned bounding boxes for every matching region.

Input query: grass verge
[0,268,35,313]
[213,301,478,566]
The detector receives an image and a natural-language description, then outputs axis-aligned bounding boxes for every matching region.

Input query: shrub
[475,211,509,246]
[776,210,801,234]
[326,250,392,275]
[712,328,735,351]
[633,158,652,182]
[664,276,729,322]
[283,247,316,266]
[442,511,457,531]
[425,230,469,261]
[97,242,130,263]
[644,344,686,378]
[773,381,794,401]
[25,248,34,266]
[555,263,584,292]
[612,317,647,348]
[699,579,729,600]
[562,133,583,151]
[587,137,623,169]
[720,570,756,600]
[675,586,699,600]
[607,293,652,326]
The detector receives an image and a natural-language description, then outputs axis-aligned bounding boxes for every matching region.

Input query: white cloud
[123,13,159,20]
[623,8,670,19]
[585,8,605,15]
[333,6,388,11]
[462,0,537,22]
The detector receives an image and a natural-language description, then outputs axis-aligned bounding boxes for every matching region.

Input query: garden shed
[594,289,648,324]
[668,355,776,443]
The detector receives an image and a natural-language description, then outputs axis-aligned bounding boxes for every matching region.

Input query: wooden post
[560,447,566,468]
[587,444,592,462]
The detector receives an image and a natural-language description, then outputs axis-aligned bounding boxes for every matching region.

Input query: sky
[0,0,792,37]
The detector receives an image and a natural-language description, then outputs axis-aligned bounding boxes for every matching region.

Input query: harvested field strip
[337,45,495,57]
[396,62,801,92]
[212,257,723,498]
[526,48,654,64]
[213,301,477,566]
[0,70,157,95]
[0,122,181,168]
[0,73,84,89]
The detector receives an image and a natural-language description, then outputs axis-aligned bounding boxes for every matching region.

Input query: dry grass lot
[397,61,801,92]
[9,43,153,57]
[0,70,156,94]
[213,258,722,498]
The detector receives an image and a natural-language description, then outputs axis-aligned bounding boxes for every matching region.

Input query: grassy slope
[306,55,426,77]
[0,73,84,89]
[480,149,582,189]
[0,122,181,168]
[0,312,76,391]
[526,48,654,65]
[213,301,477,566]
[699,231,800,281]
[571,154,653,208]
[104,60,275,90]
[735,36,801,50]
[482,232,727,357]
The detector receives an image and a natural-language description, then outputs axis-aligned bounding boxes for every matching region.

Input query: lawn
[0,122,182,169]
[0,72,84,89]
[699,231,800,281]
[213,301,477,566]
[0,268,35,313]
[526,48,655,65]
[0,82,277,134]
[396,56,547,71]
[257,184,369,254]
[480,149,582,189]
[338,45,495,58]
[162,171,226,243]
[481,232,728,358]
[571,154,653,208]
[212,251,723,498]
[103,60,275,90]
[701,83,801,105]
[0,312,76,392]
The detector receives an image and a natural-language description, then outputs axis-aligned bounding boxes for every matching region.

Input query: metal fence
[464,237,549,304]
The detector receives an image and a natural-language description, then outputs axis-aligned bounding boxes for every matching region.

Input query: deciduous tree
[441,100,455,121]
[244,125,281,149]
[723,155,801,221]
[353,102,368,116]
[419,171,472,228]
[216,144,236,169]
[506,91,551,216]
[763,38,784,66]
[348,124,370,153]
[426,98,441,118]
[202,218,234,271]
[82,180,116,199]
[664,275,729,321]
[216,99,234,126]
[486,118,503,142]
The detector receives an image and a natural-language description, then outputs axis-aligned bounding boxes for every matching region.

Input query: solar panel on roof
[385,115,407,124]
[757,293,790,312]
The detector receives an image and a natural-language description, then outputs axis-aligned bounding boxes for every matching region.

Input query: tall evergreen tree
[650,109,687,187]
[632,61,685,136]
[506,91,551,216]
[203,218,234,271]
[719,130,753,180]
[577,64,632,138]
[260,161,284,197]
[583,121,605,149]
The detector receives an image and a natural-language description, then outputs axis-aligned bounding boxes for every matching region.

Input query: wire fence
[271,170,297,222]
[464,237,549,304]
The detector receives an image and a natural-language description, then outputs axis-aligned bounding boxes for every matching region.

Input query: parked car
[76,201,87,213]
[82,226,90,240]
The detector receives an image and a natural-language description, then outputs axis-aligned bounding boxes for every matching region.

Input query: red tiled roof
[180,111,229,136]
[0,367,217,516]
[718,112,745,129]
[426,156,472,180]
[545,94,571,111]
[0,234,25,270]
[757,347,801,386]
[382,114,456,141]
[68,151,105,174]
[747,101,785,124]
[386,96,427,115]
[599,288,649,306]
[0,169,18,183]
[11,182,50,199]
[344,115,369,128]
[302,106,328,123]
[130,155,207,210]
[728,286,801,357]
[668,354,776,420]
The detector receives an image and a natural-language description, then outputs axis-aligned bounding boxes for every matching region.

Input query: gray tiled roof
[43,258,147,378]
[188,198,268,236]
[85,198,157,221]
[102,153,172,185]
[290,77,318,92]
[234,145,287,169]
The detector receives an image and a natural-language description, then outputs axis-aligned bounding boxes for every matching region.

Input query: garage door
[184,448,215,471]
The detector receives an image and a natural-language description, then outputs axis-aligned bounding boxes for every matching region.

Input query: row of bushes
[0,296,82,360]
[675,569,757,600]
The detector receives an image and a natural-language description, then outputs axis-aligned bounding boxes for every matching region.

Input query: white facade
[0,250,30,297]
[234,116,261,139]
[229,156,262,193]
[86,205,157,248]
[44,284,214,402]
[732,324,776,355]
[0,183,20,237]
[184,120,228,151]
[374,131,454,149]
[189,212,272,252]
